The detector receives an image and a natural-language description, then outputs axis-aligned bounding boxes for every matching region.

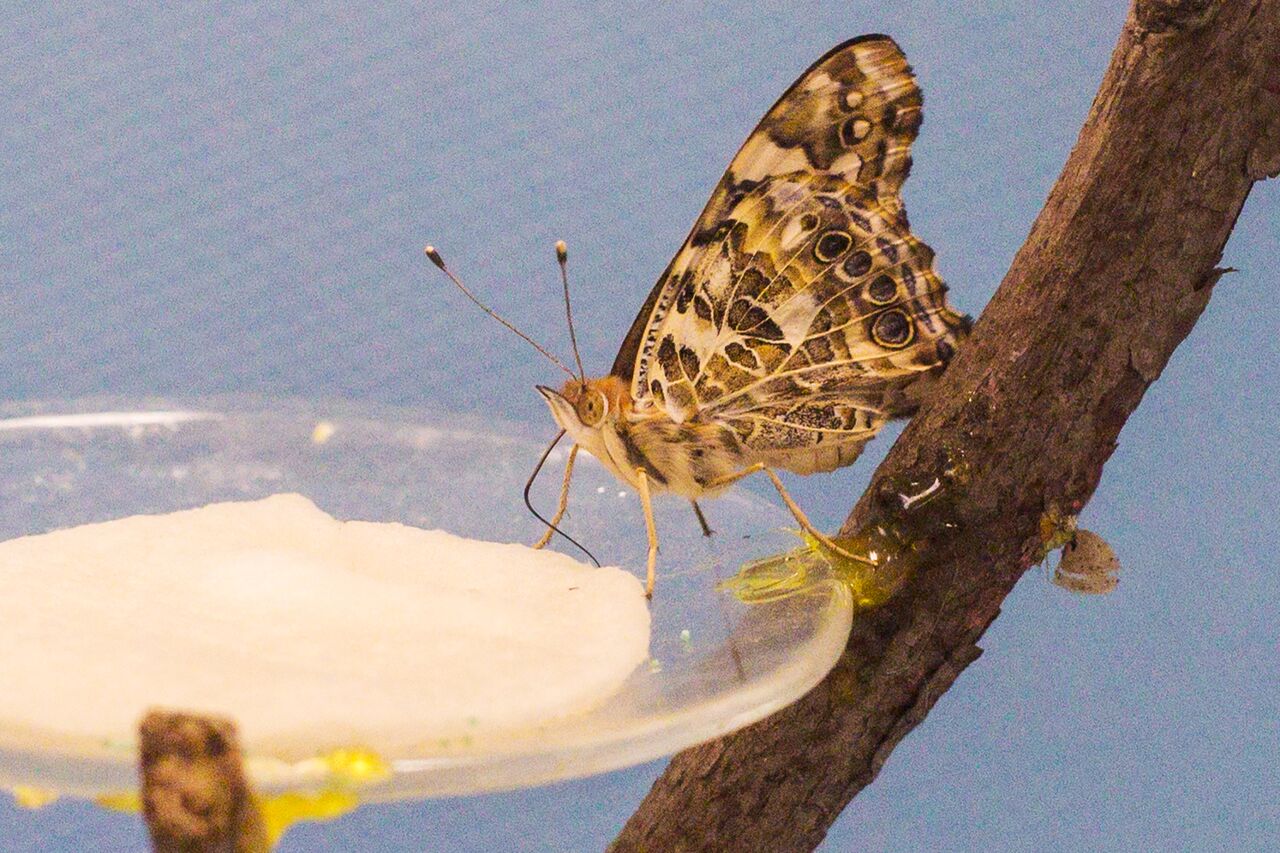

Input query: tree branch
[612,1,1280,850]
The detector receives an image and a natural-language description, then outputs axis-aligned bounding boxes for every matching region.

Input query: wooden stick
[139,710,269,853]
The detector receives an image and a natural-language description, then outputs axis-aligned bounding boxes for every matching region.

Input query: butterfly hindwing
[615,35,968,475]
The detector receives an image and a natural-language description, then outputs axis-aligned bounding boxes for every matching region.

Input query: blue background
[2,1,1277,850]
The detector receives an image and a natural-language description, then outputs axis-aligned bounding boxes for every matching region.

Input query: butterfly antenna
[524,429,600,566]
[555,240,586,383]
[424,246,577,380]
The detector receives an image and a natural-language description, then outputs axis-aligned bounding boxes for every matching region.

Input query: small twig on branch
[612,1,1280,850]
[139,710,269,853]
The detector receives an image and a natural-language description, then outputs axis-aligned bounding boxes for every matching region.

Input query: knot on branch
[1134,0,1220,33]
[1247,136,1280,180]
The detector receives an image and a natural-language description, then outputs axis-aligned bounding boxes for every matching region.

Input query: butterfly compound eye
[577,390,607,427]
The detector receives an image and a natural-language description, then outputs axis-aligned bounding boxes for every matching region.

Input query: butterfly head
[537,375,630,449]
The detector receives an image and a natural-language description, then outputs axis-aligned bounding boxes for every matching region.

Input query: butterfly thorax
[540,375,747,498]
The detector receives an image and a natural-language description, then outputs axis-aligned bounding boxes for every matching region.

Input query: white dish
[0,397,851,800]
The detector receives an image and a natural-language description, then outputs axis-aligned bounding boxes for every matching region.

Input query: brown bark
[613,1,1280,850]
[139,710,269,853]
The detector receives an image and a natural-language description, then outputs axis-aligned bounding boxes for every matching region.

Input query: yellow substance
[727,452,974,608]
[310,421,337,444]
[96,787,360,845]
[92,746,388,844]
[267,747,390,787]
[96,790,141,813]
[316,747,389,784]
[818,529,917,607]
[10,785,59,809]
[723,529,910,608]
[258,790,360,845]
[1037,504,1079,561]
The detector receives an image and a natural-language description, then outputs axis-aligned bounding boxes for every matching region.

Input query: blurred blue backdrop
[2,1,1277,850]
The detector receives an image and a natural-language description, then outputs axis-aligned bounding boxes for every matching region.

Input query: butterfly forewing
[611,35,967,478]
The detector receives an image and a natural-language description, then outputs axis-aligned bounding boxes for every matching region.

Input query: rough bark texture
[613,2,1280,850]
[139,710,269,853]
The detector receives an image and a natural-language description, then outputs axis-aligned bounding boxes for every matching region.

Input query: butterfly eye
[577,390,607,426]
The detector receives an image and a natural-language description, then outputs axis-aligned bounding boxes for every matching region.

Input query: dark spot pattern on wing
[679,346,701,380]
[725,342,759,370]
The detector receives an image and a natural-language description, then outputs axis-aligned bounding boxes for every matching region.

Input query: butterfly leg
[532,444,578,549]
[691,500,713,537]
[706,463,874,566]
[634,467,659,598]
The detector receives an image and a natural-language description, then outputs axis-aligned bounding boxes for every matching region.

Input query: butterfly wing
[613,34,928,380]
[615,34,969,475]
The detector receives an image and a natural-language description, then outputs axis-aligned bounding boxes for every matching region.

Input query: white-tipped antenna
[555,240,586,383]
[424,245,577,380]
